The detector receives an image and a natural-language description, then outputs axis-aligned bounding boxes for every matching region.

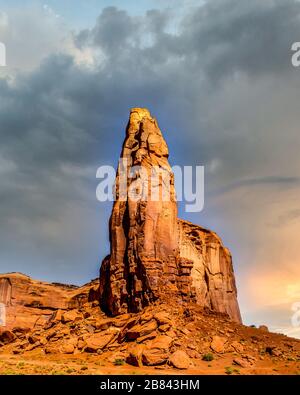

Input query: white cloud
[0,11,8,29]
[0,5,70,73]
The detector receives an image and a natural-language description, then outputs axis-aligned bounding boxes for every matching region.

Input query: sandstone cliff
[178,220,241,323]
[99,108,241,323]
[0,272,99,330]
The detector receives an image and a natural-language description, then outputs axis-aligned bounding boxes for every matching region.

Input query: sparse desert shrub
[1,369,18,375]
[51,370,66,375]
[66,368,76,374]
[114,358,125,366]
[225,366,234,375]
[202,353,214,362]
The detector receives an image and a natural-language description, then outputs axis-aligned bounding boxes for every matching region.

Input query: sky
[0,0,300,337]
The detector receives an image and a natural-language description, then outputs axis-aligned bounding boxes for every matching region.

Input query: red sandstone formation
[99,108,241,323]
[178,220,241,323]
[0,272,99,330]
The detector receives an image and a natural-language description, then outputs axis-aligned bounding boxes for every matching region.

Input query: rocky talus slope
[1,292,300,373]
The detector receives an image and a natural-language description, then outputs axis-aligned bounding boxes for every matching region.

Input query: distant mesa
[0,273,100,329]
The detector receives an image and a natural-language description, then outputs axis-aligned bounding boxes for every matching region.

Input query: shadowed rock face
[99,108,241,323]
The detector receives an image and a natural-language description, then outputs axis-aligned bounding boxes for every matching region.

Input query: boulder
[233,358,250,368]
[266,346,282,357]
[231,340,244,353]
[62,310,82,323]
[142,335,173,366]
[0,329,16,345]
[126,344,145,367]
[60,340,76,354]
[136,333,157,343]
[12,327,31,336]
[140,313,154,323]
[95,318,113,331]
[77,339,87,350]
[126,320,158,340]
[52,309,64,323]
[210,336,227,353]
[169,350,191,369]
[84,332,115,353]
[113,314,132,328]
[40,338,48,346]
[158,324,171,333]
[154,312,171,325]
[259,325,269,332]
[27,334,40,344]
[45,345,58,354]
[142,348,169,366]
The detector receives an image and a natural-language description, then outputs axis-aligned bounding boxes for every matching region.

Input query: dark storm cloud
[210,176,300,196]
[1,0,300,288]
[92,7,139,51]
[76,1,300,79]
[180,0,300,80]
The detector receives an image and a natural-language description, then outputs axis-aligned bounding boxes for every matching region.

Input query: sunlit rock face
[178,220,241,323]
[99,108,241,323]
[0,272,100,329]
